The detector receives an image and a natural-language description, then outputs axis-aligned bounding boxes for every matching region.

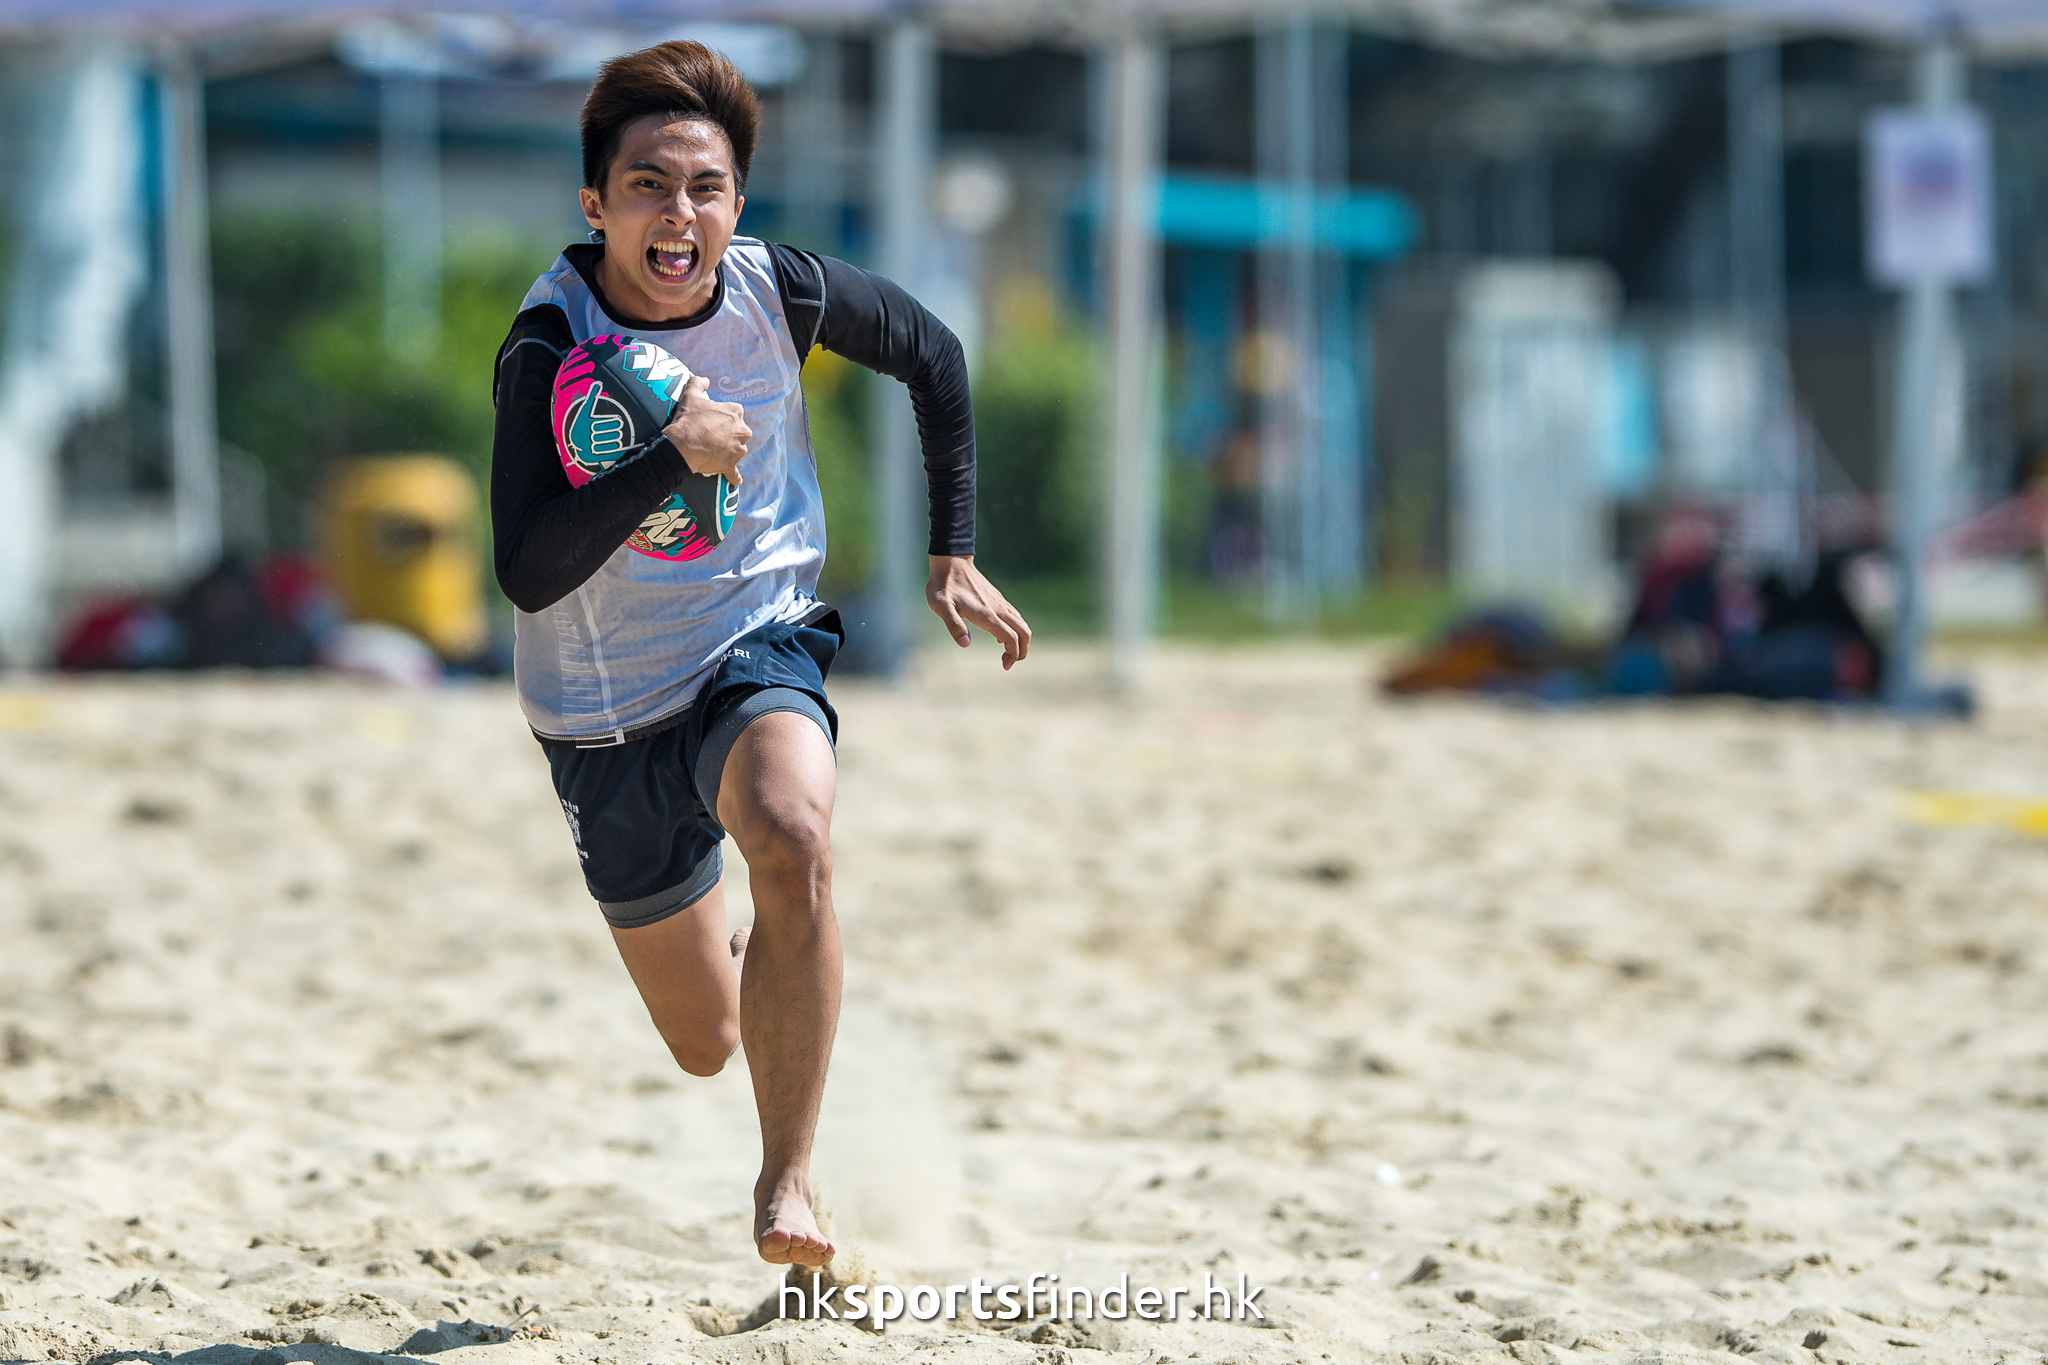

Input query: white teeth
[650,240,694,277]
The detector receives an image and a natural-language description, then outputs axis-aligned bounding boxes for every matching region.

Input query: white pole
[1727,39,1786,351]
[1100,29,1164,689]
[161,42,221,575]
[786,29,844,252]
[1310,25,1359,596]
[1727,37,1804,580]
[871,18,933,677]
[1884,37,1962,709]
[380,69,441,360]
[1256,12,1316,625]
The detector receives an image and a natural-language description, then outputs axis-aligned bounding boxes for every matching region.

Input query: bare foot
[755,1172,834,1266]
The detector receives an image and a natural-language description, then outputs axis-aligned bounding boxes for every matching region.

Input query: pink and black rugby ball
[551,334,737,562]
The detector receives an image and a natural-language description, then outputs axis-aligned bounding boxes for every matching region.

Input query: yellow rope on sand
[1906,790,2048,836]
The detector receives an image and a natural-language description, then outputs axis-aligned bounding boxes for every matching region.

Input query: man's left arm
[767,244,1031,669]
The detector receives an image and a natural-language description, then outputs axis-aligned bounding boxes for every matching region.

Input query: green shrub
[799,346,871,600]
[970,313,1096,580]
[211,214,558,545]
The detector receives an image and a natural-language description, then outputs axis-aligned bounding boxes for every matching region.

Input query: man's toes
[756,1223,833,1267]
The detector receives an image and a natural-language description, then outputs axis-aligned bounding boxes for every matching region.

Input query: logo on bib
[550,334,737,563]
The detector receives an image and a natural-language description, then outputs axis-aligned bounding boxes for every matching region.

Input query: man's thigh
[714,710,836,852]
[547,724,725,920]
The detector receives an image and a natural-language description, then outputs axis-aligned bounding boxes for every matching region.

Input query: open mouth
[648,238,696,282]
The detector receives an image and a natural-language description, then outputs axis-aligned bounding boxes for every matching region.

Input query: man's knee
[664,1019,741,1077]
[735,804,832,883]
[718,711,835,894]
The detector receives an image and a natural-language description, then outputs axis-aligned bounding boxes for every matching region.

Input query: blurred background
[0,0,2040,701]
[19,14,2048,1360]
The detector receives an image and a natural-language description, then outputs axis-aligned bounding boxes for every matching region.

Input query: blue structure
[1113,174,1416,585]
[1155,173,1417,257]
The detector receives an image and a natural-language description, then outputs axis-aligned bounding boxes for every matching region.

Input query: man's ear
[578,184,604,232]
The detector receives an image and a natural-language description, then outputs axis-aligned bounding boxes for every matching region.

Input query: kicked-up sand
[2,642,2047,1365]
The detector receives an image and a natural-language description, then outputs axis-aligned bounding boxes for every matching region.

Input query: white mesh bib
[510,239,826,742]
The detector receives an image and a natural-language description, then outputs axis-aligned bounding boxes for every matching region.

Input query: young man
[491,41,1029,1268]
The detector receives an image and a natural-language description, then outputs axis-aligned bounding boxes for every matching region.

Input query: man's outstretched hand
[926,555,1031,670]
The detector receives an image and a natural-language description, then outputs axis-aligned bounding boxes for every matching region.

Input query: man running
[490,40,1030,1267]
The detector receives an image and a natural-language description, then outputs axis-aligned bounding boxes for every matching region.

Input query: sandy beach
[2,642,2047,1365]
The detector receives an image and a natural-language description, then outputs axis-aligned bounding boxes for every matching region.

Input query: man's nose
[667,191,697,224]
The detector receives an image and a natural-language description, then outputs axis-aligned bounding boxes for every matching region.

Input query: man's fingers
[971,590,1030,660]
[1004,605,1033,661]
[684,374,711,403]
[980,608,1023,664]
[959,597,1024,667]
[929,593,971,647]
[988,593,1030,656]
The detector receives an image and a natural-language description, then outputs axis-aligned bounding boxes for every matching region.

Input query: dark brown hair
[580,41,760,192]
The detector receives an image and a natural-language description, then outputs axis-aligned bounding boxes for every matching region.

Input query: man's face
[579,114,744,322]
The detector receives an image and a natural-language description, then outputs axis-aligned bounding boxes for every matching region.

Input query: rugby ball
[551,334,737,562]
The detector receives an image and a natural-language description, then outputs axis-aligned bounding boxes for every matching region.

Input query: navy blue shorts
[544,608,841,929]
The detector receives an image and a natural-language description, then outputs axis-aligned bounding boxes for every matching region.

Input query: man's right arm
[489,305,693,613]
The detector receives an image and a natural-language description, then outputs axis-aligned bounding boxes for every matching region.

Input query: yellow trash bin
[320,454,486,661]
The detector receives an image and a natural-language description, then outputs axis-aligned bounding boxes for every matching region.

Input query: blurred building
[5,12,2048,665]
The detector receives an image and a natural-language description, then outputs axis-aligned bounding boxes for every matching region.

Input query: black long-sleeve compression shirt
[489,241,975,614]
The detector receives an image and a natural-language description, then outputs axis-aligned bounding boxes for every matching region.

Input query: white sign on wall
[1451,261,1618,612]
[1864,107,1993,287]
